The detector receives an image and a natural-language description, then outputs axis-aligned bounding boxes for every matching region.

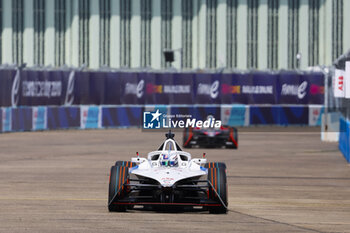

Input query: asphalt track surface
[0,127,350,233]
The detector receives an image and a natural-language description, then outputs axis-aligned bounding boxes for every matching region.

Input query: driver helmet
[160,153,178,167]
[161,153,169,167]
[168,154,178,167]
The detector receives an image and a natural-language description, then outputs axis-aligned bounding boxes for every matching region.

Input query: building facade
[0,0,349,70]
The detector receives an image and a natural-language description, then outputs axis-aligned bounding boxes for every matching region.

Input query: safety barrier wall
[1,105,323,133]
[339,116,350,163]
[0,68,324,107]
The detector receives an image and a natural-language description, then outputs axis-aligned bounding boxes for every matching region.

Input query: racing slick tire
[205,162,226,169]
[207,164,228,214]
[115,161,136,168]
[108,165,129,212]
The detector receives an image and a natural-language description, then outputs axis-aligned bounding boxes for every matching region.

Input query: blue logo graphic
[143,109,162,129]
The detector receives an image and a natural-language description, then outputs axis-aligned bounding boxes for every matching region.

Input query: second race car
[183,125,238,149]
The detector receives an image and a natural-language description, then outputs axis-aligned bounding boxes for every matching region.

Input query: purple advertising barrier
[142,72,187,105]
[305,72,324,105]
[19,70,63,106]
[278,71,307,104]
[195,73,221,104]
[221,72,278,104]
[151,72,173,104]
[171,72,195,104]
[119,71,201,105]
[104,72,122,105]
[221,72,252,104]
[278,71,324,105]
[88,71,107,105]
[142,72,156,104]
[119,72,145,105]
[250,72,278,104]
[0,68,78,107]
[73,71,90,105]
[0,69,325,107]
[0,69,17,107]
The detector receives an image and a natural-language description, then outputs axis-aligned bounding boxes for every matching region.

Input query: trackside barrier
[339,116,350,163]
[0,69,324,107]
[1,105,323,133]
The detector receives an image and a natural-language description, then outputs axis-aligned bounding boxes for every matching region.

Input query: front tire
[108,165,129,212]
[115,161,136,167]
[207,164,228,214]
[205,162,226,169]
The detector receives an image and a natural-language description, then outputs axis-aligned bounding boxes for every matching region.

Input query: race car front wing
[108,176,227,210]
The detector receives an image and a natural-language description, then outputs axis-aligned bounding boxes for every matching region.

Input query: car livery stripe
[122,167,126,191]
[118,166,123,194]
[184,128,193,146]
[217,165,220,197]
[229,128,238,147]
[210,168,214,197]
[214,167,218,196]
[115,166,119,194]
[129,165,139,172]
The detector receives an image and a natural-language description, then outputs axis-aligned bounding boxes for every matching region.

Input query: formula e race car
[183,126,238,149]
[108,131,228,214]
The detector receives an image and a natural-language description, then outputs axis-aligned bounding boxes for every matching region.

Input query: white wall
[110,0,120,68]
[278,0,288,69]
[236,0,247,69]
[216,0,226,68]
[23,0,34,66]
[172,0,182,69]
[2,0,13,64]
[258,0,268,70]
[299,0,309,69]
[131,0,141,68]
[0,0,343,70]
[45,0,55,66]
[89,0,99,69]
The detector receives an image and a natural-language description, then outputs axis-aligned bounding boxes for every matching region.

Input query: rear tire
[108,165,129,212]
[207,164,228,214]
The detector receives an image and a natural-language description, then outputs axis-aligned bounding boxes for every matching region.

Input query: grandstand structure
[0,0,348,70]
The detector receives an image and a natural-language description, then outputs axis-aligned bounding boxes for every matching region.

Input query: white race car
[108,131,228,214]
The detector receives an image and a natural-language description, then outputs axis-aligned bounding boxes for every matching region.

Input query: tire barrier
[1,105,323,133]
